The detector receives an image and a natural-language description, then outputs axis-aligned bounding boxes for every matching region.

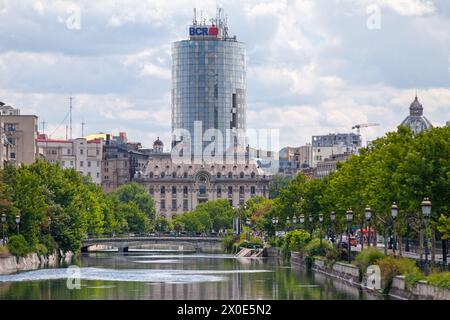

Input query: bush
[354,247,385,275]
[222,235,235,253]
[0,245,10,256]
[41,235,58,254]
[35,243,48,256]
[376,256,424,293]
[302,238,331,258]
[7,235,31,257]
[285,229,311,252]
[426,272,450,290]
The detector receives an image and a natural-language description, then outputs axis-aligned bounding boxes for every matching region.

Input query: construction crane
[352,123,380,136]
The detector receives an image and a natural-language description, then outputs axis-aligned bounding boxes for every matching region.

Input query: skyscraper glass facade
[171,23,246,157]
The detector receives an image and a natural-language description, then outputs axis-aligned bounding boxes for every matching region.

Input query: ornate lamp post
[286,216,291,232]
[15,215,20,235]
[299,214,305,229]
[319,213,324,251]
[330,211,336,245]
[421,197,432,274]
[246,218,251,243]
[292,215,297,230]
[272,216,279,237]
[365,206,372,247]
[391,203,398,254]
[346,209,353,263]
[1,214,6,246]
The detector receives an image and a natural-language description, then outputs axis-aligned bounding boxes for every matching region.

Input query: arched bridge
[81,236,224,253]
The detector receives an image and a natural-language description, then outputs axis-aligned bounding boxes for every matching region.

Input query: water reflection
[0,252,388,300]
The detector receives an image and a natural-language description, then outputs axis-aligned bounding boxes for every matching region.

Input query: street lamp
[15,215,20,235]
[365,206,372,247]
[346,209,353,263]
[421,197,432,274]
[286,216,291,231]
[272,216,278,237]
[330,211,336,245]
[246,218,251,243]
[299,214,305,228]
[319,214,324,251]
[391,203,398,254]
[292,215,297,225]
[1,214,6,246]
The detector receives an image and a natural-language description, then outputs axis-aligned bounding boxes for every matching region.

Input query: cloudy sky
[1,0,449,150]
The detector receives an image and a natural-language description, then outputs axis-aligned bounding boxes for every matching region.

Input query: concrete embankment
[0,250,74,275]
[290,251,450,300]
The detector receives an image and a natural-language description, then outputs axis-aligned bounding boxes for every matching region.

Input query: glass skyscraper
[171,10,246,158]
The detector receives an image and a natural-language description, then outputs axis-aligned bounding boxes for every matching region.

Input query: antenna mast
[69,96,73,140]
[81,119,86,137]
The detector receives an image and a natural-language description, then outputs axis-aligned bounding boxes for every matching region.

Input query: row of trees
[0,160,156,253]
[245,126,450,260]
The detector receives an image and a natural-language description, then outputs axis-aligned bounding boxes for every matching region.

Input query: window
[229,199,233,206]
[97,161,100,167]
[80,149,84,155]
[217,187,222,197]
[149,187,154,195]
[251,186,256,195]
[96,149,100,156]
[172,199,177,210]
[161,186,165,194]
[183,186,188,196]
[217,172,221,178]
[70,161,74,166]
[160,200,166,210]
[67,149,71,155]
[239,172,244,179]
[149,172,154,178]
[61,161,65,166]
[228,172,232,178]
[87,172,91,176]
[5,123,17,131]
[10,152,16,159]
[183,199,188,211]
[251,172,256,179]
[228,186,233,195]
[96,172,99,178]
[239,186,244,195]
[172,172,177,178]
[87,161,91,167]
[183,172,188,178]
[161,172,165,178]
[80,161,84,167]
[172,186,177,195]
[199,185,207,195]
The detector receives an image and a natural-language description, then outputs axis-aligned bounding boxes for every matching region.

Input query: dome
[409,96,423,116]
[153,137,163,147]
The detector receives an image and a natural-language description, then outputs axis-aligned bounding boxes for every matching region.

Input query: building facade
[400,95,433,134]
[311,133,361,168]
[37,135,103,184]
[171,9,246,156]
[135,156,270,219]
[101,133,150,193]
[1,110,38,168]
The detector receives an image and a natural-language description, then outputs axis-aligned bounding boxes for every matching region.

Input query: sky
[0,0,449,150]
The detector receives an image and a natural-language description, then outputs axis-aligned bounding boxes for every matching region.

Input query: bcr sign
[189,26,218,36]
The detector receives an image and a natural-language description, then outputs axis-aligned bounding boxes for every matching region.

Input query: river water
[0,252,389,300]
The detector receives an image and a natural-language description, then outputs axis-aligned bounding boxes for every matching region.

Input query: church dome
[409,96,423,116]
[153,137,163,147]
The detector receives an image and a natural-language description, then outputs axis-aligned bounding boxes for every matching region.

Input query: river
[0,252,389,300]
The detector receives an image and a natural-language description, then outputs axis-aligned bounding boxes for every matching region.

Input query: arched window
[228,172,233,179]
[172,171,177,178]
[239,172,244,179]
[251,172,255,179]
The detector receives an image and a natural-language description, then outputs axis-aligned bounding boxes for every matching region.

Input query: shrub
[35,243,48,256]
[302,238,331,258]
[285,229,311,252]
[427,272,450,290]
[7,235,31,257]
[222,235,235,253]
[41,235,58,254]
[0,245,10,256]
[325,247,339,267]
[354,247,385,275]
[376,256,424,293]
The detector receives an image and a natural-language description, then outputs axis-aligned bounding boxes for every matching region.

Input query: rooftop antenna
[69,96,73,140]
[81,119,86,137]
[41,120,46,135]
[193,8,197,25]
[65,125,68,140]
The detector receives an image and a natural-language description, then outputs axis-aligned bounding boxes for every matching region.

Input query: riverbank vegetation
[0,161,157,254]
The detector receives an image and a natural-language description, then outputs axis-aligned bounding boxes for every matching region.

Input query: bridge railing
[84,232,225,239]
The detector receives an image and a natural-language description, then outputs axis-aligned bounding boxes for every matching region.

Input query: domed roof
[153,137,163,146]
[409,96,423,116]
